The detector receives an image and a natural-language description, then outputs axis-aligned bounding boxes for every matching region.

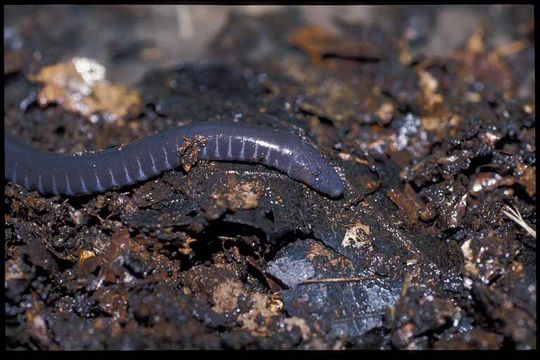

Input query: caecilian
[5,122,345,198]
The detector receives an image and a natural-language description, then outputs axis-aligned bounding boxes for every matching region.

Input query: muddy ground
[4,5,536,350]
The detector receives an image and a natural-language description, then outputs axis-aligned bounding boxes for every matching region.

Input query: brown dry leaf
[286,25,340,64]
[286,25,380,65]
[87,82,142,120]
[29,57,142,122]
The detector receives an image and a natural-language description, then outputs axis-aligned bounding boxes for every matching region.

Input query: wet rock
[266,257,316,288]
[273,239,402,341]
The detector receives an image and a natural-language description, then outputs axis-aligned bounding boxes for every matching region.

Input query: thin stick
[300,276,378,285]
[502,205,536,239]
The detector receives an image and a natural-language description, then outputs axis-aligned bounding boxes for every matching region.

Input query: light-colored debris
[502,205,536,239]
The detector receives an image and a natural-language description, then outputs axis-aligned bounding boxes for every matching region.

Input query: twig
[502,205,536,239]
[300,276,378,285]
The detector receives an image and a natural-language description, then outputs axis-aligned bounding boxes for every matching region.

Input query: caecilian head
[290,148,345,198]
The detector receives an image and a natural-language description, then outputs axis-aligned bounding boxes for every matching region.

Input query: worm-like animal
[4,123,345,198]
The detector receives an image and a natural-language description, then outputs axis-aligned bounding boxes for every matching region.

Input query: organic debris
[28,57,142,122]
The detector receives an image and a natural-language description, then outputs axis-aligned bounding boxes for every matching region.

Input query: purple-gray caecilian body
[5,122,345,198]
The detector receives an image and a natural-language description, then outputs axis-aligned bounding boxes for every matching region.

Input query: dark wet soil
[4,5,535,350]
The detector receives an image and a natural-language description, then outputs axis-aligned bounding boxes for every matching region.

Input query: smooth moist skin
[4,122,345,198]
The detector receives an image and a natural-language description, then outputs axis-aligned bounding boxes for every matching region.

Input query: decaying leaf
[29,57,142,122]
